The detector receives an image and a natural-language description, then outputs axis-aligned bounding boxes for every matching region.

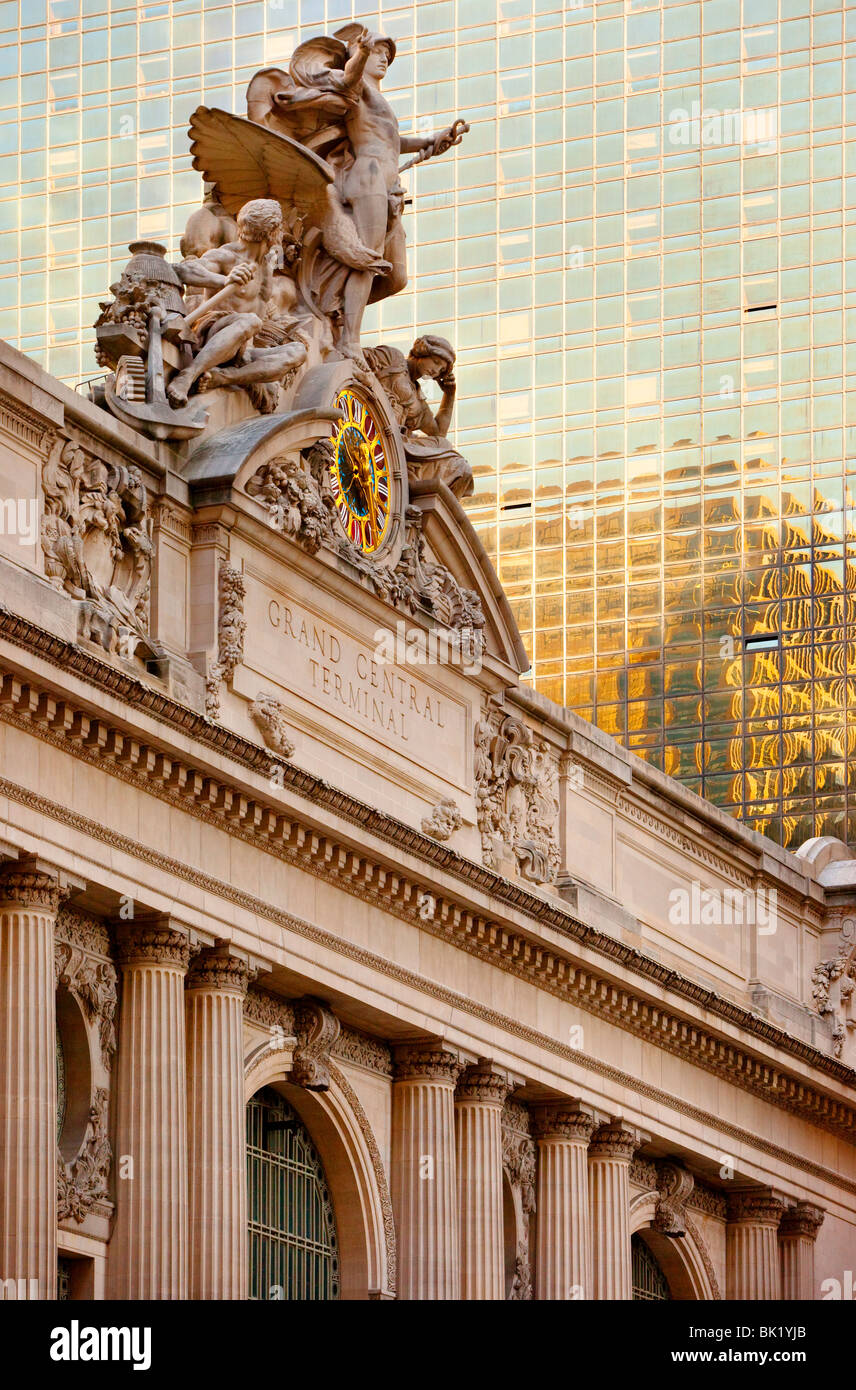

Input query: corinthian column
[779,1202,824,1300]
[533,1103,597,1300]
[779,1203,824,1300]
[727,1190,785,1300]
[589,1121,638,1300]
[392,1042,463,1300]
[455,1063,511,1300]
[108,922,190,1299]
[0,861,62,1299]
[185,945,251,1299]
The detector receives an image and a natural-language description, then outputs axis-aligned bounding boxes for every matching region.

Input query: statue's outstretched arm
[342,32,372,92]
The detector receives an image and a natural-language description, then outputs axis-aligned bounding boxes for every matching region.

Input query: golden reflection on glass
[1,1,853,847]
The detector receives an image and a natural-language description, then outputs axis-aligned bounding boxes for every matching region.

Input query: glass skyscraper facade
[0,0,853,849]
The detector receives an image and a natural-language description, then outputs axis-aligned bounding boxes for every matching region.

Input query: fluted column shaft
[108,923,190,1300]
[779,1203,824,1300]
[185,947,250,1299]
[727,1191,785,1300]
[455,1064,511,1300]
[534,1105,597,1300]
[589,1121,637,1300]
[0,864,60,1298]
[392,1044,463,1300]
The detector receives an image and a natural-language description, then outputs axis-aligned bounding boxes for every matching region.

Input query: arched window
[246,1088,340,1300]
[632,1233,671,1301]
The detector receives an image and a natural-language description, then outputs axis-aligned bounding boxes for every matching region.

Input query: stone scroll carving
[57,1087,112,1224]
[41,435,157,659]
[292,998,341,1091]
[653,1161,694,1237]
[474,712,560,884]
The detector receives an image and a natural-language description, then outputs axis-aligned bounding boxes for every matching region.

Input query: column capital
[456,1062,513,1106]
[533,1101,598,1144]
[393,1041,464,1085]
[779,1202,825,1242]
[727,1189,786,1227]
[116,922,191,971]
[0,857,83,913]
[186,944,252,996]
[589,1120,639,1162]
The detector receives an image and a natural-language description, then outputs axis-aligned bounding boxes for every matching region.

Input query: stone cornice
[0,618,847,1099]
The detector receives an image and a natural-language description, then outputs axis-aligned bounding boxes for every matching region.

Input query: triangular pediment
[407,479,528,678]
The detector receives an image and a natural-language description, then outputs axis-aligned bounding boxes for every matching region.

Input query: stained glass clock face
[329,389,391,554]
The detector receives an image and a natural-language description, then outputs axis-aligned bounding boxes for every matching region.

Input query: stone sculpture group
[94,23,473,498]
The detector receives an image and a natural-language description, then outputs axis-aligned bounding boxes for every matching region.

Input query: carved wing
[188,106,333,230]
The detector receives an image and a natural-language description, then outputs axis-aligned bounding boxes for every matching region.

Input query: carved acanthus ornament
[41,435,156,659]
[55,940,118,1072]
[0,864,62,913]
[246,444,339,557]
[186,947,251,996]
[393,1043,463,1086]
[244,988,296,1035]
[57,1087,112,1223]
[474,711,560,884]
[332,1028,392,1076]
[654,1160,694,1237]
[115,924,191,971]
[727,1190,786,1227]
[292,998,341,1091]
[589,1121,639,1162]
[420,797,463,842]
[532,1104,597,1147]
[779,1202,825,1242]
[457,1063,512,1106]
[250,694,296,758]
[206,560,246,718]
[502,1106,535,1301]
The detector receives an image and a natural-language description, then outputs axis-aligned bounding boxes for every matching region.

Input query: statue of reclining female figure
[365,335,473,499]
[168,197,307,411]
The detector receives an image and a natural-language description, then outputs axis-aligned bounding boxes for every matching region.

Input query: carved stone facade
[501,1106,536,1301]
[474,710,560,883]
[206,560,246,717]
[41,435,156,660]
[250,693,296,758]
[0,15,853,1311]
[57,1088,112,1224]
[420,797,463,842]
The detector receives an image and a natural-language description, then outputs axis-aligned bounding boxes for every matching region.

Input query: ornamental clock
[329,387,393,555]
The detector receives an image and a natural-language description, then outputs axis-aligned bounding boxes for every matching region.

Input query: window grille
[631,1233,671,1301]
[246,1088,339,1301]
